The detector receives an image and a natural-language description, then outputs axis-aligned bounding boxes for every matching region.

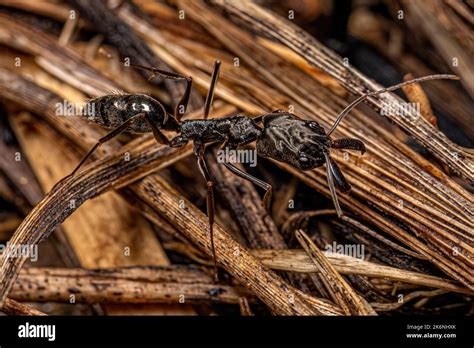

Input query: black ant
[70,60,458,281]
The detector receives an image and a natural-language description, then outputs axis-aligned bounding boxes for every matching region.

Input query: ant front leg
[327,156,351,193]
[324,153,351,218]
[331,138,366,154]
[220,144,273,213]
[193,141,219,282]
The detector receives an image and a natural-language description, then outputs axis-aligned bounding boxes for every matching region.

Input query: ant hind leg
[71,112,146,176]
[220,144,273,212]
[51,113,146,192]
[145,115,170,145]
[131,64,192,123]
[203,60,221,119]
[194,142,219,282]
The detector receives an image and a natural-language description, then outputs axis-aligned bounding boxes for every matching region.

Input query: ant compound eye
[299,155,309,163]
[298,153,315,169]
[308,122,319,130]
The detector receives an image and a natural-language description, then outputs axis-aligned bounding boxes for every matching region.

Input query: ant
[70,60,458,281]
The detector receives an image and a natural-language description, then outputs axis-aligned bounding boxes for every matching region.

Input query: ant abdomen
[83,94,178,133]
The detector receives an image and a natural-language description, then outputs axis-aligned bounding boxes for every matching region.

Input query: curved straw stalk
[0,1,471,312]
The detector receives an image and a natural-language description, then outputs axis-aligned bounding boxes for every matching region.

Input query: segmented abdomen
[83,94,151,133]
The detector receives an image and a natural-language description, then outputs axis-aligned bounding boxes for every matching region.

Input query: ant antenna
[327,74,460,137]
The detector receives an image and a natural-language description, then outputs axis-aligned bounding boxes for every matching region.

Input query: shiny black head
[256,113,330,170]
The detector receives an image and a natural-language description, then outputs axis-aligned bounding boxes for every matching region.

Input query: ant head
[296,140,329,170]
[257,113,331,171]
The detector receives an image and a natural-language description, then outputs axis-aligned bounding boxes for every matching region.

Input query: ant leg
[324,153,343,218]
[331,138,366,154]
[219,146,273,212]
[194,142,219,282]
[131,64,192,123]
[70,113,146,176]
[144,116,170,145]
[169,134,189,148]
[326,156,351,193]
[203,60,221,119]
[324,153,352,218]
[223,162,273,212]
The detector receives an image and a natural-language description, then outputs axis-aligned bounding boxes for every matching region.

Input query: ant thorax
[171,115,261,147]
[256,113,330,170]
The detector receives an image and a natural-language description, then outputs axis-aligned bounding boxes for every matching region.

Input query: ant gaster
[71,60,458,281]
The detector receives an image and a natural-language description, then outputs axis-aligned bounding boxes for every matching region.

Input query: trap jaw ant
[255,73,460,217]
[67,60,459,281]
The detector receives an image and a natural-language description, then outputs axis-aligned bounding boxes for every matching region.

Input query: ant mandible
[70,60,458,281]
